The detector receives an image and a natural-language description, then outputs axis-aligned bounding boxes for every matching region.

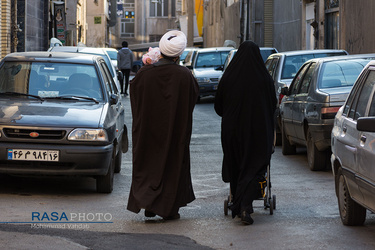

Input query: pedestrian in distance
[214,41,277,225]
[117,41,134,95]
[127,30,199,220]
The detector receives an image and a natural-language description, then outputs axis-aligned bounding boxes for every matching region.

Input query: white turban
[159,30,187,57]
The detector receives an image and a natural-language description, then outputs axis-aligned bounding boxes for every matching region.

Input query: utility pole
[186,0,194,47]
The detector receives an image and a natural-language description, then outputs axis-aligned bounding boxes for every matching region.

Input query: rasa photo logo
[29,211,113,229]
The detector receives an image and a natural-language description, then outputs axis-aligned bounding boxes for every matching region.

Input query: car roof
[197,47,235,53]
[2,51,100,64]
[304,53,375,64]
[49,46,108,55]
[269,49,348,57]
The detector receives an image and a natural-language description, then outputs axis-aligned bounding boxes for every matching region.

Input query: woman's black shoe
[241,211,254,225]
[144,210,156,217]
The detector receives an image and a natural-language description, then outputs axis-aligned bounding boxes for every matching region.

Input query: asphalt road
[0,96,375,250]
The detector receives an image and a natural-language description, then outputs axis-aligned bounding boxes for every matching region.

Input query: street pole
[186,0,194,47]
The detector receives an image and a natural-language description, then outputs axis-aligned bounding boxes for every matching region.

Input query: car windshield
[260,49,277,62]
[0,61,103,101]
[106,50,117,60]
[281,52,347,80]
[319,59,372,89]
[195,51,231,68]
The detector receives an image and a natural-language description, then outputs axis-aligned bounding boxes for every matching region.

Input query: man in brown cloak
[127,30,199,220]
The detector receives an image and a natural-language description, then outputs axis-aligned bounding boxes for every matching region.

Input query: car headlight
[196,77,210,84]
[68,129,108,141]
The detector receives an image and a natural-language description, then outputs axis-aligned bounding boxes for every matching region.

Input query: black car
[0,52,128,193]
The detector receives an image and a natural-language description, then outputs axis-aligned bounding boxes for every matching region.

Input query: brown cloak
[127,59,199,218]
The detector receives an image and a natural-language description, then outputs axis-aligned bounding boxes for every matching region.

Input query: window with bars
[150,0,175,17]
[121,0,135,38]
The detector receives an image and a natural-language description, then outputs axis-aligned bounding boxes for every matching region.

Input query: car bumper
[0,143,113,176]
[198,83,218,97]
[308,123,333,151]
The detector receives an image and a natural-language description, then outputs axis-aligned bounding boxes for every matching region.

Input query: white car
[103,48,118,70]
[48,46,121,92]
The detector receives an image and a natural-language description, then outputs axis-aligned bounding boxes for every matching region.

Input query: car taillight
[321,106,341,119]
[279,93,284,104]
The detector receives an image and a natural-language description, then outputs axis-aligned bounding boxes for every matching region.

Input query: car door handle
[360,135,367,143]
[343,126,347,133]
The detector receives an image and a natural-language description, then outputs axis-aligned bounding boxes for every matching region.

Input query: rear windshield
[319,59,372,89]
[0,61,103,100]
[281,52,347,80]
[195,51,231,68]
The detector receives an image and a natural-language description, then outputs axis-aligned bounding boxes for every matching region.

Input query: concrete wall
[15,0,49,52]
[273,0,302,52]
[340,0,375,54]
[86,0,107,47]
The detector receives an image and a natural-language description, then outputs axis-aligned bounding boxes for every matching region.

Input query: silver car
[280,54,375,171]
[265,49,348,143]
[331,60,375,226]
[186,47,234,99]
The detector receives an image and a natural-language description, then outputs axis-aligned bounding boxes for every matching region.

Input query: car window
[354,70,375,119]
[299,62,316,94]
[282,54,314,79]
[343,76,363,117]
[99,62,114,96]
[369,88,375,117]
[348,70,375,120]
[265,58,279,79]
[319,59,371,89]
[0,61,103,100]
[195,51,231,68]
[290,63,310,95]
[106,50,118,60]
[260,49,277,62]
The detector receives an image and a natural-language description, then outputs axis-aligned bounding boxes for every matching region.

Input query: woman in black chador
[214,41,277,225]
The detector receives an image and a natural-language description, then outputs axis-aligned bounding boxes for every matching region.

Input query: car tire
[306,128,326,171]
[114,143,122,174]
[96,151,114,193]
[281,123,296,155]
[337,169,366,226]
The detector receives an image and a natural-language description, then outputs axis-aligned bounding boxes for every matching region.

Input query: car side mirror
[215,65,224,71]
[357,117,375,132]
[281,86,289,96]
[117,70,123,80]
[110,93,119,105]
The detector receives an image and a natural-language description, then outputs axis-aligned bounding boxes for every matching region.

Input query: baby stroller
[224,131,277,216]
[223,162,276,216]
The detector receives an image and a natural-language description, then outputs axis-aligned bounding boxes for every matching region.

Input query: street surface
[0,96,375,250]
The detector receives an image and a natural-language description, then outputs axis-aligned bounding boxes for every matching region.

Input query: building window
[150,0,175,17]
[121,0,135,38]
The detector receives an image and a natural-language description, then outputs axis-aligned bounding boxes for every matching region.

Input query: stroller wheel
[269,196,274,215]
[224,199,229,216]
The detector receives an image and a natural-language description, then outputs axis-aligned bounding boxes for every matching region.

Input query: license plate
[7,149,59,162]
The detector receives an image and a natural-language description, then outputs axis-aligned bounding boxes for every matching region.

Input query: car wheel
[114,143,122,174]
[96,151,114,193]
[337,169,366,226]
[281,123,296,155]
[306,128,326,171]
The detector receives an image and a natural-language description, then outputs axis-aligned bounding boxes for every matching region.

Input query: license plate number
[7,149,59,162]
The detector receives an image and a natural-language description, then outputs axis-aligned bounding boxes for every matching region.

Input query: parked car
[0,52,129,193]
[331,60,375,226]
[186,47,234,99]
[260,47,278,62]
[103,47,118,70]
[279,54,375,171]
[48,46,122,92]
[265,49,349,144]
[181,47,200,67]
